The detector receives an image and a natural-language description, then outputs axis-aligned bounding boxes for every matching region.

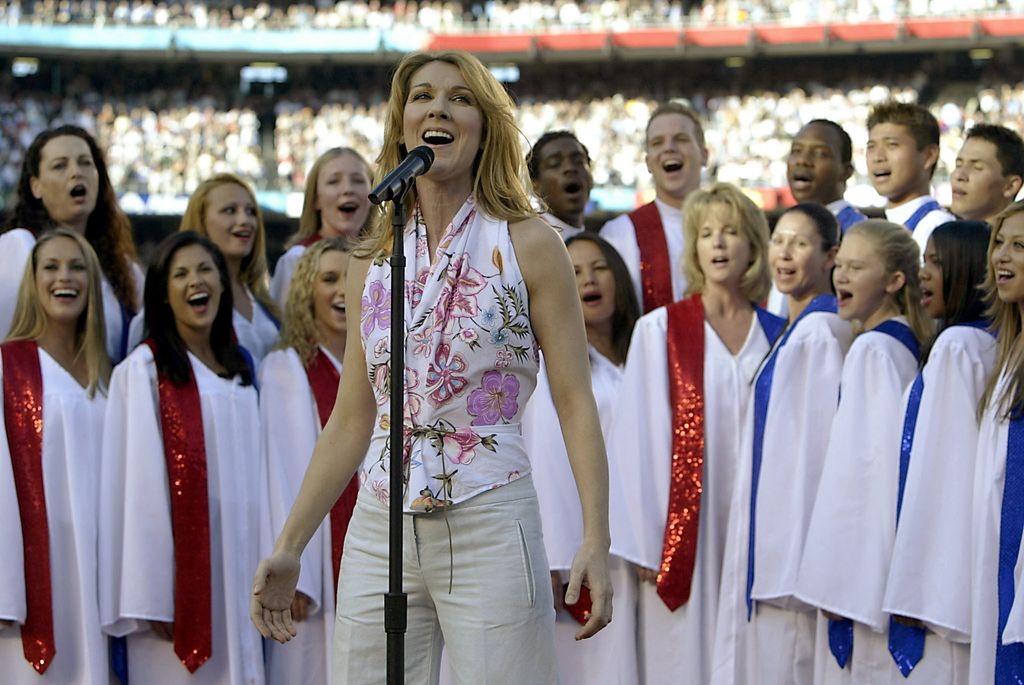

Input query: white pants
[745,603,815,685]
[332,475,558,685]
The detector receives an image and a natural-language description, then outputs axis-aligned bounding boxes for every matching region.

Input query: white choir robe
[969,369,1017,684]
[0,349,108,684]
[599,199,686,309]
[0,228,143,363]
[795,320,930,684]
[98,345,269,685]
[521,347,638,685]
[260,346,340,685]
[711,310,852,685]
[127,289,279,363]
[608,307,771,685]
[883,326,996,683]
[270,244,307,309]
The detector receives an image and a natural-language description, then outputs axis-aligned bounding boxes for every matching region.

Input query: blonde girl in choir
[270,148,374,308]
[0,229,111,684]
[128,173,280,361]
[1,125,143,362]
[522,233,641,684]
[712,202,852,685]
[881,220,994,684]
[966,199,1024,683]
[607,181,786,685]
[99,231,268,685]
[795,219,931,684]
[261,238,354,685]
[251,50,612,685]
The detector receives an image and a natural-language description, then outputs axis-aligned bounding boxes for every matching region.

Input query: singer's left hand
[565,539,612,640]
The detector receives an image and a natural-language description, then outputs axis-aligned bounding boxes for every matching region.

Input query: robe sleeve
[0,230,35,339]
[884,328,996,642]
[98,346,175,637]
[258,349,324,612]
[606,309,671,570]
[522,355,582,573]
[1006,535,1024,644]
[126,307,145,354]
[750,316,848,607]
[270,247,302,310]
[796,336,916,631]
[0,356,27,624]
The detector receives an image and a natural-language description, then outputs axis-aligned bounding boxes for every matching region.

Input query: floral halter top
[360,196,540,512]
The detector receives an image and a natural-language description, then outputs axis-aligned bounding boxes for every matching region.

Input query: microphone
[368,146,435,205]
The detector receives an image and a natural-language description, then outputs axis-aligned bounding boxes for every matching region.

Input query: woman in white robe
[882,221,995,684]
[967,201,1024,683]
[0,229,113,684]
[0,125,143,362]
[796,220,933,684]
[712,203,852,685]
[270,148,372,308]
[522,233,641,684]
[99,231,268,685]
[261,239,352,685]
[608,183,785,685]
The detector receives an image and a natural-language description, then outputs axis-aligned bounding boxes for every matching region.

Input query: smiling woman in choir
[0,229,111,684]
[98,231,267,685]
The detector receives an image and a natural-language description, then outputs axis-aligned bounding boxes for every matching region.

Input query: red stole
[298,234,322,248]
[143,340,212,673]
[628,201,674,313]
[3,340,55,673]
[304,347,359,594]
[657,295,705,610]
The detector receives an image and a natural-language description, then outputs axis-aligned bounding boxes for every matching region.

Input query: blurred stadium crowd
[1,52,1020,211]
[0,0,1020,31]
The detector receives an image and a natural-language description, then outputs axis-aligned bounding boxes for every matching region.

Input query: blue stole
[829,318,920,669]
[888,320,991,676]
[256,298,281,330]
[836,204,868,234]
[903,199,942,232]
[997,413,1024,682]
[746,294,837,619]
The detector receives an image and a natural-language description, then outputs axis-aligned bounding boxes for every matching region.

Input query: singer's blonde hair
[360,50,535,257]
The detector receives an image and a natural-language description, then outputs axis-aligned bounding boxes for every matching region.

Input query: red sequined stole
[628,201,674,313]
[657,295,705,610]
[304,347,359,594]
[3,340,55,673]
[142,339,212,673]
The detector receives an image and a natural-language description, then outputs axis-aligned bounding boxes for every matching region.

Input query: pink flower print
[446,258,487,319]
[411,328,433,359]
[371,479,389,505]
[495,349,514,368]
[361,281,390,337]
[409,267,429,309]
[442,428,481,465]
[459,328,479,345]
[425,343,469,406]
[373,337,388,359]
[466,370,521,426]
[370,364,389,405]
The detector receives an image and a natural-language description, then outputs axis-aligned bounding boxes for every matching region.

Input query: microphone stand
[385,195,408,685]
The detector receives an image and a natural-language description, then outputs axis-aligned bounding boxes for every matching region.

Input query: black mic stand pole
[385,195,408,685]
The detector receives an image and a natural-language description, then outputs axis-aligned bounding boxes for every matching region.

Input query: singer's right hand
[251,551,301,643]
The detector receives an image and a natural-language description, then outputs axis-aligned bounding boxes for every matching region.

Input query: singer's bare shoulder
[344,252,375,302]
[508,216,574,302]
[507,216,571,267]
